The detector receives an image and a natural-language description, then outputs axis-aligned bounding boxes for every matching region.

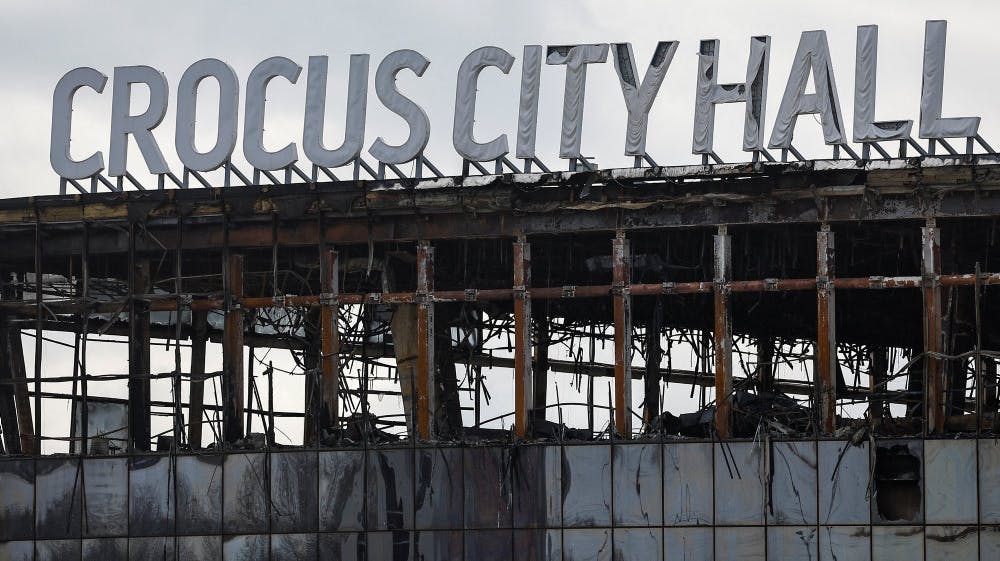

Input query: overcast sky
[1,0,997,198]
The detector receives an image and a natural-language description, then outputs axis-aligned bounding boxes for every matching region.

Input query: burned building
[1,156,999,560]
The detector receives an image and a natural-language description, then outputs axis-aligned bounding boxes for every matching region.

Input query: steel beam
[0,324,20,453]
[922,220,945,433]
[188,309,209,448]
[870,346,889,421]
[643,299,663,427]
[714,227,733,438]
[513,236,533,438]
[613,231,633,438]
[816,226,837,434]
[415,241,435,440]
[128,241,151,451]
[320,250,340,438]
[223,253,245,443]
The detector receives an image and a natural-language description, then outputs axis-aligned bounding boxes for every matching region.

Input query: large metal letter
[109,66,170,176]
[612,41,678,156]
[50,67,108,179]
[854,26,912,142]
[304,55,370,168]
[768,31,846,149]
[919,20,980,140]
[453,46,515,162]
[692,37,770,154]
[546,44,609,159]
[515,46,543,159]
[175,58,240,172]
[244,56,302,171]
[369,50,431,164]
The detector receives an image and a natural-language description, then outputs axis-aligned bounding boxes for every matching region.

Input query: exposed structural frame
[2,156,1000,452]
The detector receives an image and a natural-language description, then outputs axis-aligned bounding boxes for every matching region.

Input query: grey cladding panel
[464,446,511,529]
[0,459,34,540]
[926,439,977,524]
[768,441,817,525]
[415,447,463,529]
[818,441,870,525]
[714,441,764,525]
[367,448,414,530]
[663,442,713,526]
[35,458,82,539]
[270,451,318,532]
[223,454,269,534]
[818,526,870,561]
[512,445,560,528]
[319,451,365,531]
[223,534,268,561]
[129,455,174,537]
[663,527,713,561]
[564,528,611,561]
[766,526,817,561]
[176,454,222,535]
[272,533,317,561]
[562,445,611,527]
[613,443,662,526]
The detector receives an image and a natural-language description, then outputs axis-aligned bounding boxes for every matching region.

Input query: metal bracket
[868,276,886,289]
[561,285,576,298]
[660,282,675,295]
[464,288,478,302]
[764,278,779,291]
[319,292,338,306]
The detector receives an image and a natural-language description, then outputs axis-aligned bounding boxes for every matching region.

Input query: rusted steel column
[714,227,733,438]
[643,299,663,427]
[513,236,533,438]
[613,231,633,438]
[320,250,340,438]
[922,220,945,433]
[188,309,209,448]
[816,226,837,434]
[128,249,152,451]
[223,253,246,443]
[416,241,435,440]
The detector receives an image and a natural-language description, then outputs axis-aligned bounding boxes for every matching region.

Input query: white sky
[1,0,998,197]
[0,1,984,448]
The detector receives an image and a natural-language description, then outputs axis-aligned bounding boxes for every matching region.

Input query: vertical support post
[0,323,21,453]
[532,309,549,423]
[188,309,208,449]
[320,250,340,439]
[643,299,663,427]
[415,241,435,440]
[713,227,733,438]
[612,231,633,438]
[816,225,837,434]
[3,322,33,454]
[128,230,152,451]
[870,347,889,422]
[922,220,945,433]
[223,253,245,444]
[513,236,533,438]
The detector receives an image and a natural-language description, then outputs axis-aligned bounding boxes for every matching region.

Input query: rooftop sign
[49,20,992,191]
